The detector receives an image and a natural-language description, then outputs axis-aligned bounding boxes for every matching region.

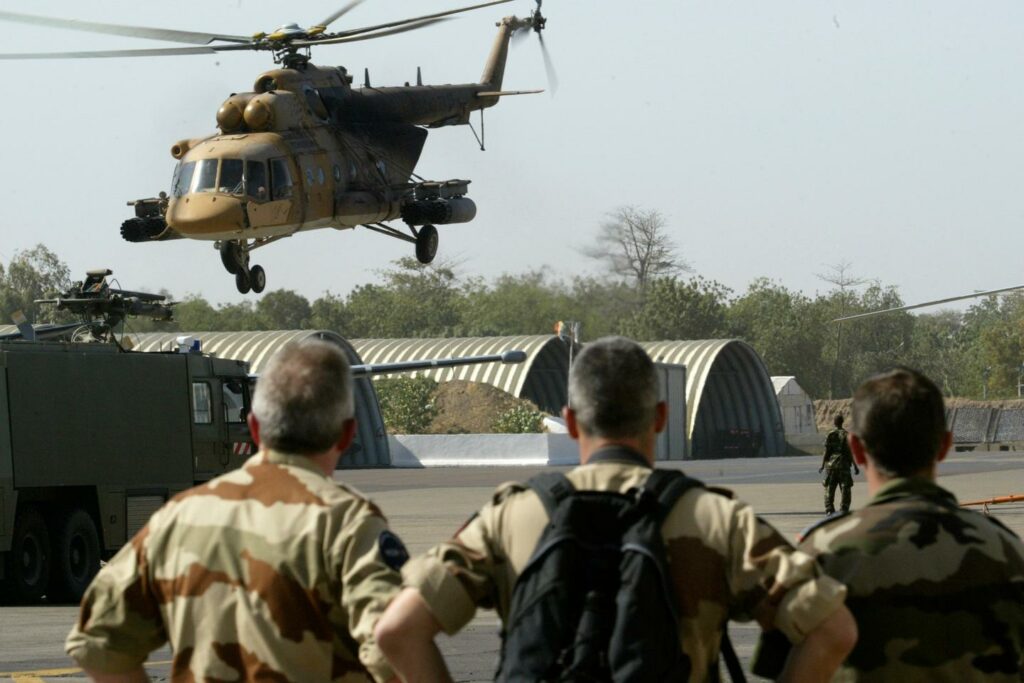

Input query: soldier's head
[565,336,666,459]
[251,340,355,456]
[833,414,844,429]
[850,366,949,479]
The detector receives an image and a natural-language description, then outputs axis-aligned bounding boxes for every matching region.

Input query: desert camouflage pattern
[66,449,402,682]
[403,453,847,682]
[799,477,1024,682]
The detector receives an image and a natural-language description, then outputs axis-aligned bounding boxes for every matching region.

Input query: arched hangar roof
[350,335,571,415]
[641,340,786,457]
[128,330,389,468]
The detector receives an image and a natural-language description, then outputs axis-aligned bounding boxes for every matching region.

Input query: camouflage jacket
[402,448,847,683]
[799,477,1024,682]
[66,449,404,682]
[822,428,854,470]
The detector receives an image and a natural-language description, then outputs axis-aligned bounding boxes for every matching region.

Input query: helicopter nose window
[219,159,244,195]
[194,159,219,193]
[172,161,196,198]
[270,158,293,200]
[246,160,268,201]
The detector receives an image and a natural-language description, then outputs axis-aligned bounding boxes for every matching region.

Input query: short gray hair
[568,336,658,438]
[251,340,354,454]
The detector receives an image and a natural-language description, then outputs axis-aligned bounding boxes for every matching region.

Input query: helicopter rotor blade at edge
[314,0,369,32]
[833,284,1024,322]
[0,10,250,45]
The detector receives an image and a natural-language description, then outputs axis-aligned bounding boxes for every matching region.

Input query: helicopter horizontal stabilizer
[476,89,543,97]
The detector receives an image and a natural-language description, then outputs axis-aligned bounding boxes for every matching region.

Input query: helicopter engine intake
[401,197,477,226]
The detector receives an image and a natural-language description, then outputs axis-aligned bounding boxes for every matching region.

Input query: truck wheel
[0,507,50,604]
[49,509,101,604]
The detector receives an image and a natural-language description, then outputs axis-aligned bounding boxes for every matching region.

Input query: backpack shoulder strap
[526,472,576,522]
[642,469,705,521]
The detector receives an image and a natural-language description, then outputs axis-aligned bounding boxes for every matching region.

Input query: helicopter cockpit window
[270,158,293,200]
[172,161,196,198]
[194,159,219,193]
[246,160,268,201]
[219,159,244,195]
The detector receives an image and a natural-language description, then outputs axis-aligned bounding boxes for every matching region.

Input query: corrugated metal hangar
[641,340,786,457]
[128,331,784,459]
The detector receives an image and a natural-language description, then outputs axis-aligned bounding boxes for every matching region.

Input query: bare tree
[817,261,869,399]
[582,206,689,292]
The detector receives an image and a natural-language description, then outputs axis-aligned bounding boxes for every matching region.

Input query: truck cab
[0,341,254,604]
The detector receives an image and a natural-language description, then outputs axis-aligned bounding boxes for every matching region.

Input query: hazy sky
[1,1,1022,310]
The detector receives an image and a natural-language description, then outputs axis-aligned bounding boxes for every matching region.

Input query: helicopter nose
[167,194,247,239]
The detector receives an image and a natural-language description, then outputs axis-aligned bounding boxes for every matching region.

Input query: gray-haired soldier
[66,340,407,682]
[799,367,1024,681]
[376,336,856,683]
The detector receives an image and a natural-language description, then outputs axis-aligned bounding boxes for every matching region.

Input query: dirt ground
[427,380,543,434]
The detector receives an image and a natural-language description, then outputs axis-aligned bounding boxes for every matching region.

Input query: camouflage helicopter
[0,0,553,294]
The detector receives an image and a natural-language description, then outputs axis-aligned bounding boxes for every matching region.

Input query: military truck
[0,339,252,604]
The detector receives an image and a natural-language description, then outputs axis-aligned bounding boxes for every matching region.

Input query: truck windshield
[223,379,247,423]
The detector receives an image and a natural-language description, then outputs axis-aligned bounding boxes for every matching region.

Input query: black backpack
[495,452,745,682]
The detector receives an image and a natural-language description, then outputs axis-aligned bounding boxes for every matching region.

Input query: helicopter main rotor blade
[296,17,451,47]
[0,44,255,60]
[323,0,512,40]
[833,284,1024,322]
[314,0,368,31]
[0,10,251,45]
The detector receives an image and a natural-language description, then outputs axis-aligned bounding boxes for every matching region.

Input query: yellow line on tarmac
[0,660,171,679]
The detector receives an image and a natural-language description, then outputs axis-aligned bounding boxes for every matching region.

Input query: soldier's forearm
[375,588,453,683]
[779,606,857,683]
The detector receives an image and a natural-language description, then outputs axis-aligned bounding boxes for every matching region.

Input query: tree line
[2,223,1021,400]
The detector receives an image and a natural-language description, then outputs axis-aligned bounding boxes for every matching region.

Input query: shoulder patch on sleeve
[378,530,409,571]
[797,511,850,543]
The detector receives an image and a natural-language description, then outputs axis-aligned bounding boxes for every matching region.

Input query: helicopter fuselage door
[246,157,296,231]
[296,152,333,229]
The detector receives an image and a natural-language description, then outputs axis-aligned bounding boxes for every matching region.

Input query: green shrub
[374,377,438,434]
[493,404,544,434]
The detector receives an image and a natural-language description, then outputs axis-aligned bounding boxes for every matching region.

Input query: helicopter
[0,0,553,294]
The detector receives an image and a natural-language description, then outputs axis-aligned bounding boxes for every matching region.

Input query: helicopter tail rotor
[514,0,557,94]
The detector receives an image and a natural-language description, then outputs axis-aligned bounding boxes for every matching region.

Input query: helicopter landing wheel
[250,265,266,294]
[220,241,245,275]
[415,224,438,264]
[235,269,251,295]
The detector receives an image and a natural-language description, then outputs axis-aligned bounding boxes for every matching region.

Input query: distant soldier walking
[819,414,859,514]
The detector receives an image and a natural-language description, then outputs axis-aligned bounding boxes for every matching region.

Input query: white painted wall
[388,433,580,467]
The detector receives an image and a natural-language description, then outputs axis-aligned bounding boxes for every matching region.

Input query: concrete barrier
[388,433,579,467]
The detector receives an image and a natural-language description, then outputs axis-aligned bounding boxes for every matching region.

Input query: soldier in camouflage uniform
[66,340,412,682]
[819,414,859,514]
[375,337,857,683]
[799,367,1024,681]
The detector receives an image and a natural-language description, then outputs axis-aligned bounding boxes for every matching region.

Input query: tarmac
[1,452,1021,682]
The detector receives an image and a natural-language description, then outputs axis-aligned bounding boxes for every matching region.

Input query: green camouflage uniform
[821,427,855,513]
[402,451,848,683]
[799,477,1024,682]
[66,449,404,682]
